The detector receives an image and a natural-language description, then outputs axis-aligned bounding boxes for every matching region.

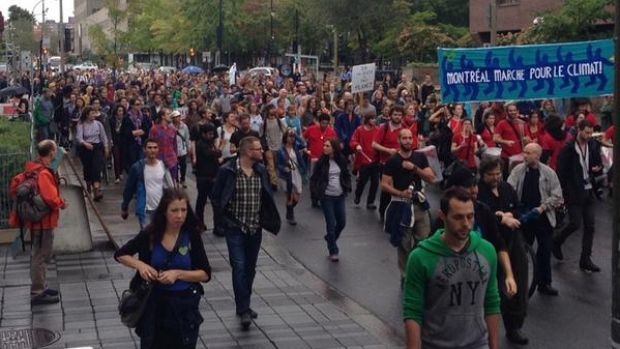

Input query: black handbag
[118,234,182,328]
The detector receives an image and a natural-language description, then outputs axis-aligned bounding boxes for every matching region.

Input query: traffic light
[43,47,48,55]
[189,48,195,56]
[64,28,72,53]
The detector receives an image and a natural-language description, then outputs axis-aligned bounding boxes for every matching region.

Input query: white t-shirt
[145,160,165,211]
[325,159,343,196]
[217,125,235,158]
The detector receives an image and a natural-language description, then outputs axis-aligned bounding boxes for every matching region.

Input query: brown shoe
[93,188,103,202]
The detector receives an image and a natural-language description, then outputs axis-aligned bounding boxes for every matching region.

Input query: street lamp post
[216,0,222,65]
[58,0,64,73]
[611,0,620,347]
[31,0,46,77]
[268,0,273,66]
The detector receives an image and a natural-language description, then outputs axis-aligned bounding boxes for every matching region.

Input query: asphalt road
[182,163,612,349]
[269,184,613,349]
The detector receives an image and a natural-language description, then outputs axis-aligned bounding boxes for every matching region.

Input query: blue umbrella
[182,65,204,74]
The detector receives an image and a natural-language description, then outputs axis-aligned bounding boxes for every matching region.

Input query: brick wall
[470,0,563,35]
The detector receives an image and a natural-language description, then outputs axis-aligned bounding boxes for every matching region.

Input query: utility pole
[216,0,222,66]
[59,0,64,73]
[333,30,338,74]
[611,0,620,347]
[269,0,273,66]
[39,0,45,76]
[489,0,497,46]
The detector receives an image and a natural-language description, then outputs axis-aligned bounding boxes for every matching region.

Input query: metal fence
[0,152,31,228]
[0,114,34,229]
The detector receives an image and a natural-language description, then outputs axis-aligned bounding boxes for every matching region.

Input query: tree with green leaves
[89,0,130,75]
[8,5,35,22]
[300,0,411,62]
[6,5,38,52]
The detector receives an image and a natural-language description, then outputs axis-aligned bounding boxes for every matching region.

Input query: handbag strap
[160,232,183,271]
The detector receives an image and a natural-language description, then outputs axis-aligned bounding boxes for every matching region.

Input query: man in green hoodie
[403,187,500,349]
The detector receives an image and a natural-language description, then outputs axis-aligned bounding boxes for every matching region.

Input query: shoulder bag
[118,233,182,328]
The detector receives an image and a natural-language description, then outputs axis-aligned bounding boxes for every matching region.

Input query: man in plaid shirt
[212,136,277,330]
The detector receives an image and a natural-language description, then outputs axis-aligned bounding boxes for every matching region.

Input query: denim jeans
[225,228,262,315]
[37,123,51,141]
[320,195,346,255]
[139,210,155,230]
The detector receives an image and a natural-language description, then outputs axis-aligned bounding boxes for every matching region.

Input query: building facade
[74,0,128,55]
[469,0,563,43]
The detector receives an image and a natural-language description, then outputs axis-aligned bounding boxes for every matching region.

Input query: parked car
[248,66,278,77]
[157,66,177,74]
[73,62,98,71]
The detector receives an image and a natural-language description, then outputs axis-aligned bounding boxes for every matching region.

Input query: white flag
[229,63,237,86]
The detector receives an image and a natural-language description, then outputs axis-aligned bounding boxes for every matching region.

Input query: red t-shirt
[527,122,545,144]
[452,132,477,169]
[480,126,495,148]
[303,125,337,159]
[409,120,420,150]
[541,132,570,170]
[565,112,598,128]
[605,125,614,142]
[350,125,378,169]
[448,118,462,134]
[494,119,524,158]
[373,123,403,164]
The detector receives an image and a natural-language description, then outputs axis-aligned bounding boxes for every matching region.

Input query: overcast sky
[3,0,74,23]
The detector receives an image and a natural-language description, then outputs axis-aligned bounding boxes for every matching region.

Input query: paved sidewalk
[0,159,404,349]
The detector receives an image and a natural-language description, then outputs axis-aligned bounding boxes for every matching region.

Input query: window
[497,0,520,5]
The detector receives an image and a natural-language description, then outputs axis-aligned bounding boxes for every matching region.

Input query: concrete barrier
[53,184,93,253]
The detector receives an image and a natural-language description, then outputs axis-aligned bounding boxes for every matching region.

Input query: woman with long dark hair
[276,129,307,225]
[541,114,569,170]
[310,138,352,262]
[109,104,126,183]
[76,106,109,200]
[120,98,151,173]
[115,188,211,349]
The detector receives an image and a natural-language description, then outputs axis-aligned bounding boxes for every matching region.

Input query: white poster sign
[351,63,376,94]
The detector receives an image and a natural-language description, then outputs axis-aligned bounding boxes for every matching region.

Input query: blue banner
[438,39,614,103]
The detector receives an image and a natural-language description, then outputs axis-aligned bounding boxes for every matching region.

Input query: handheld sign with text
[351,63,376,94]
[438,39,614,103]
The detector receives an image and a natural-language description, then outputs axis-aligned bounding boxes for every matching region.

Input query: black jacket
[194,139,221,179]
[309,155,352,200]
[114,230,211,294]
[557,138,603,204]
[211,159,278,232]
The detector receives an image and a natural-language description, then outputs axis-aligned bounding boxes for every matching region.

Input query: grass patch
[0,118,33,227]
[0,118,32,154]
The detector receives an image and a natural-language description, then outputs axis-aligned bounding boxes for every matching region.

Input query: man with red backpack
[9,140,67,305]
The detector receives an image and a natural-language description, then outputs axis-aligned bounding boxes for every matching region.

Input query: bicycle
[518,209,542,299]
[524,242,538,298]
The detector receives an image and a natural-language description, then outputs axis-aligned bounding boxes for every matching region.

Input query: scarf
[128,109,144,145]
